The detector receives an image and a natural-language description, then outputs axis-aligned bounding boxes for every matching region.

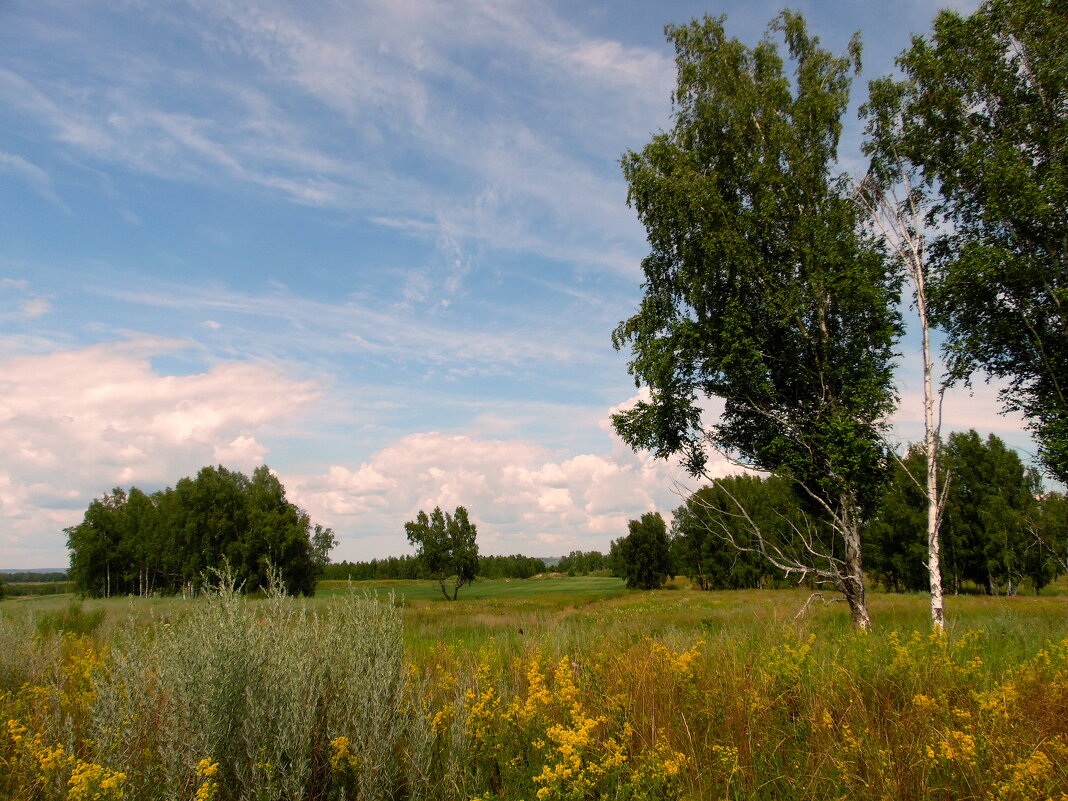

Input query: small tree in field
[405,506,479,600]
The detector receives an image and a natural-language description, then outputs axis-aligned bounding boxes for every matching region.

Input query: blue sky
[2,0,1032,569]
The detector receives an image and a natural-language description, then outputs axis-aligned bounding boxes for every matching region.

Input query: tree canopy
[66,465,335,597]
[886,0,1068,482]
[613,12,901,627]
[610,512,672,590]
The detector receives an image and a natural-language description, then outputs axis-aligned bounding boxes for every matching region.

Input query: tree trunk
[918,274,945,631]
[841,503,872,631]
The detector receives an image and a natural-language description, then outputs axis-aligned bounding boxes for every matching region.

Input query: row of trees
[556,550,611,576]
[322,553,548,582]
[66,465,336,597]
[0,571,68,583]
[868,432,1067,595]
[609,431,1066,596]
[612,0,1066,627]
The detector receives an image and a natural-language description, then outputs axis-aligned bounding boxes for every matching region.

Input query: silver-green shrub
[88,579,422,801]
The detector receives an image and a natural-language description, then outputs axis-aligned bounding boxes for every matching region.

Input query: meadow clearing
[2,577,1067,801]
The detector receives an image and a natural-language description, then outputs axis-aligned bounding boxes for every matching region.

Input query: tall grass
[2,583,423,801]
[2,582,1067,800]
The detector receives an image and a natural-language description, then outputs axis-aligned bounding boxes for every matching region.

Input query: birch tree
[858,79,946,629]
[892,0,1068,483]
[613,12,901,629]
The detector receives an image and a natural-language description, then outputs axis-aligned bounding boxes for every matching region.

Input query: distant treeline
[0,571,68,583]
[65,465,335,598]
[2,582,73,597]
[669,431,1068,595]
[556,550,610,575]
[323,554,548,582]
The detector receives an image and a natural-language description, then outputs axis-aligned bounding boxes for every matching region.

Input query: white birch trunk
[917,264,945,630]
[857,161,945,630]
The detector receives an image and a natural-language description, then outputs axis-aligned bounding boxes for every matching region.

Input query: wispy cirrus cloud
[0,150,67,210]
[0,0,666,276]
[99,277,591,371]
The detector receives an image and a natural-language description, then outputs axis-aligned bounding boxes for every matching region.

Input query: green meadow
[3,579,1068,800]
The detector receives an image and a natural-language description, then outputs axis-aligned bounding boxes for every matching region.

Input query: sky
[1,0,1034,569]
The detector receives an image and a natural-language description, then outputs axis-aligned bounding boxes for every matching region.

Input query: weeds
[1,584,1067,800]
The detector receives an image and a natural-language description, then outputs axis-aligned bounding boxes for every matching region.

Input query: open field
[3,579,1067,800]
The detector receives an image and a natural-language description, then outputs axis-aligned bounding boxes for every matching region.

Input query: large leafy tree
[941,431,1042,595]
[404,506,479,600]
[66,465,332,597]
[613,12,901,628]
[610,512,672,590]
[889,0,1068,481]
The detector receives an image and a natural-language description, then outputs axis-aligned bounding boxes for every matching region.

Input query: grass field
[2,578,1067,800]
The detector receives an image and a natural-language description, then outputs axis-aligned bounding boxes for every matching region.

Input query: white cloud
[0,336,319,567]
[284,389,747,561]
[0,150,66,209]
[18,298,51,319]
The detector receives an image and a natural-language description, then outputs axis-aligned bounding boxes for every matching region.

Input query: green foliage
[941,431,1044,595]
[327,553,547,583]
[1,582,73,598]
[611,512,672,590]
[556,550,609,577]
[405,506,479,600]
[887,0,1068,482]
[65,465,334,598]
[867,431,1064,594]
[322,555,428,581]
[613,12,899,500]
[612,11,901,626]
[1027,491,1068,592]
[477,554,548,579]
[865,446,934,592]
[671,476,799,590]
[0,571,69,583]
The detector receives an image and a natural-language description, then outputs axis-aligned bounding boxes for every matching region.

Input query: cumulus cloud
[284,430,672,559]
[0,336,319,567]
[284,391,746,561]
